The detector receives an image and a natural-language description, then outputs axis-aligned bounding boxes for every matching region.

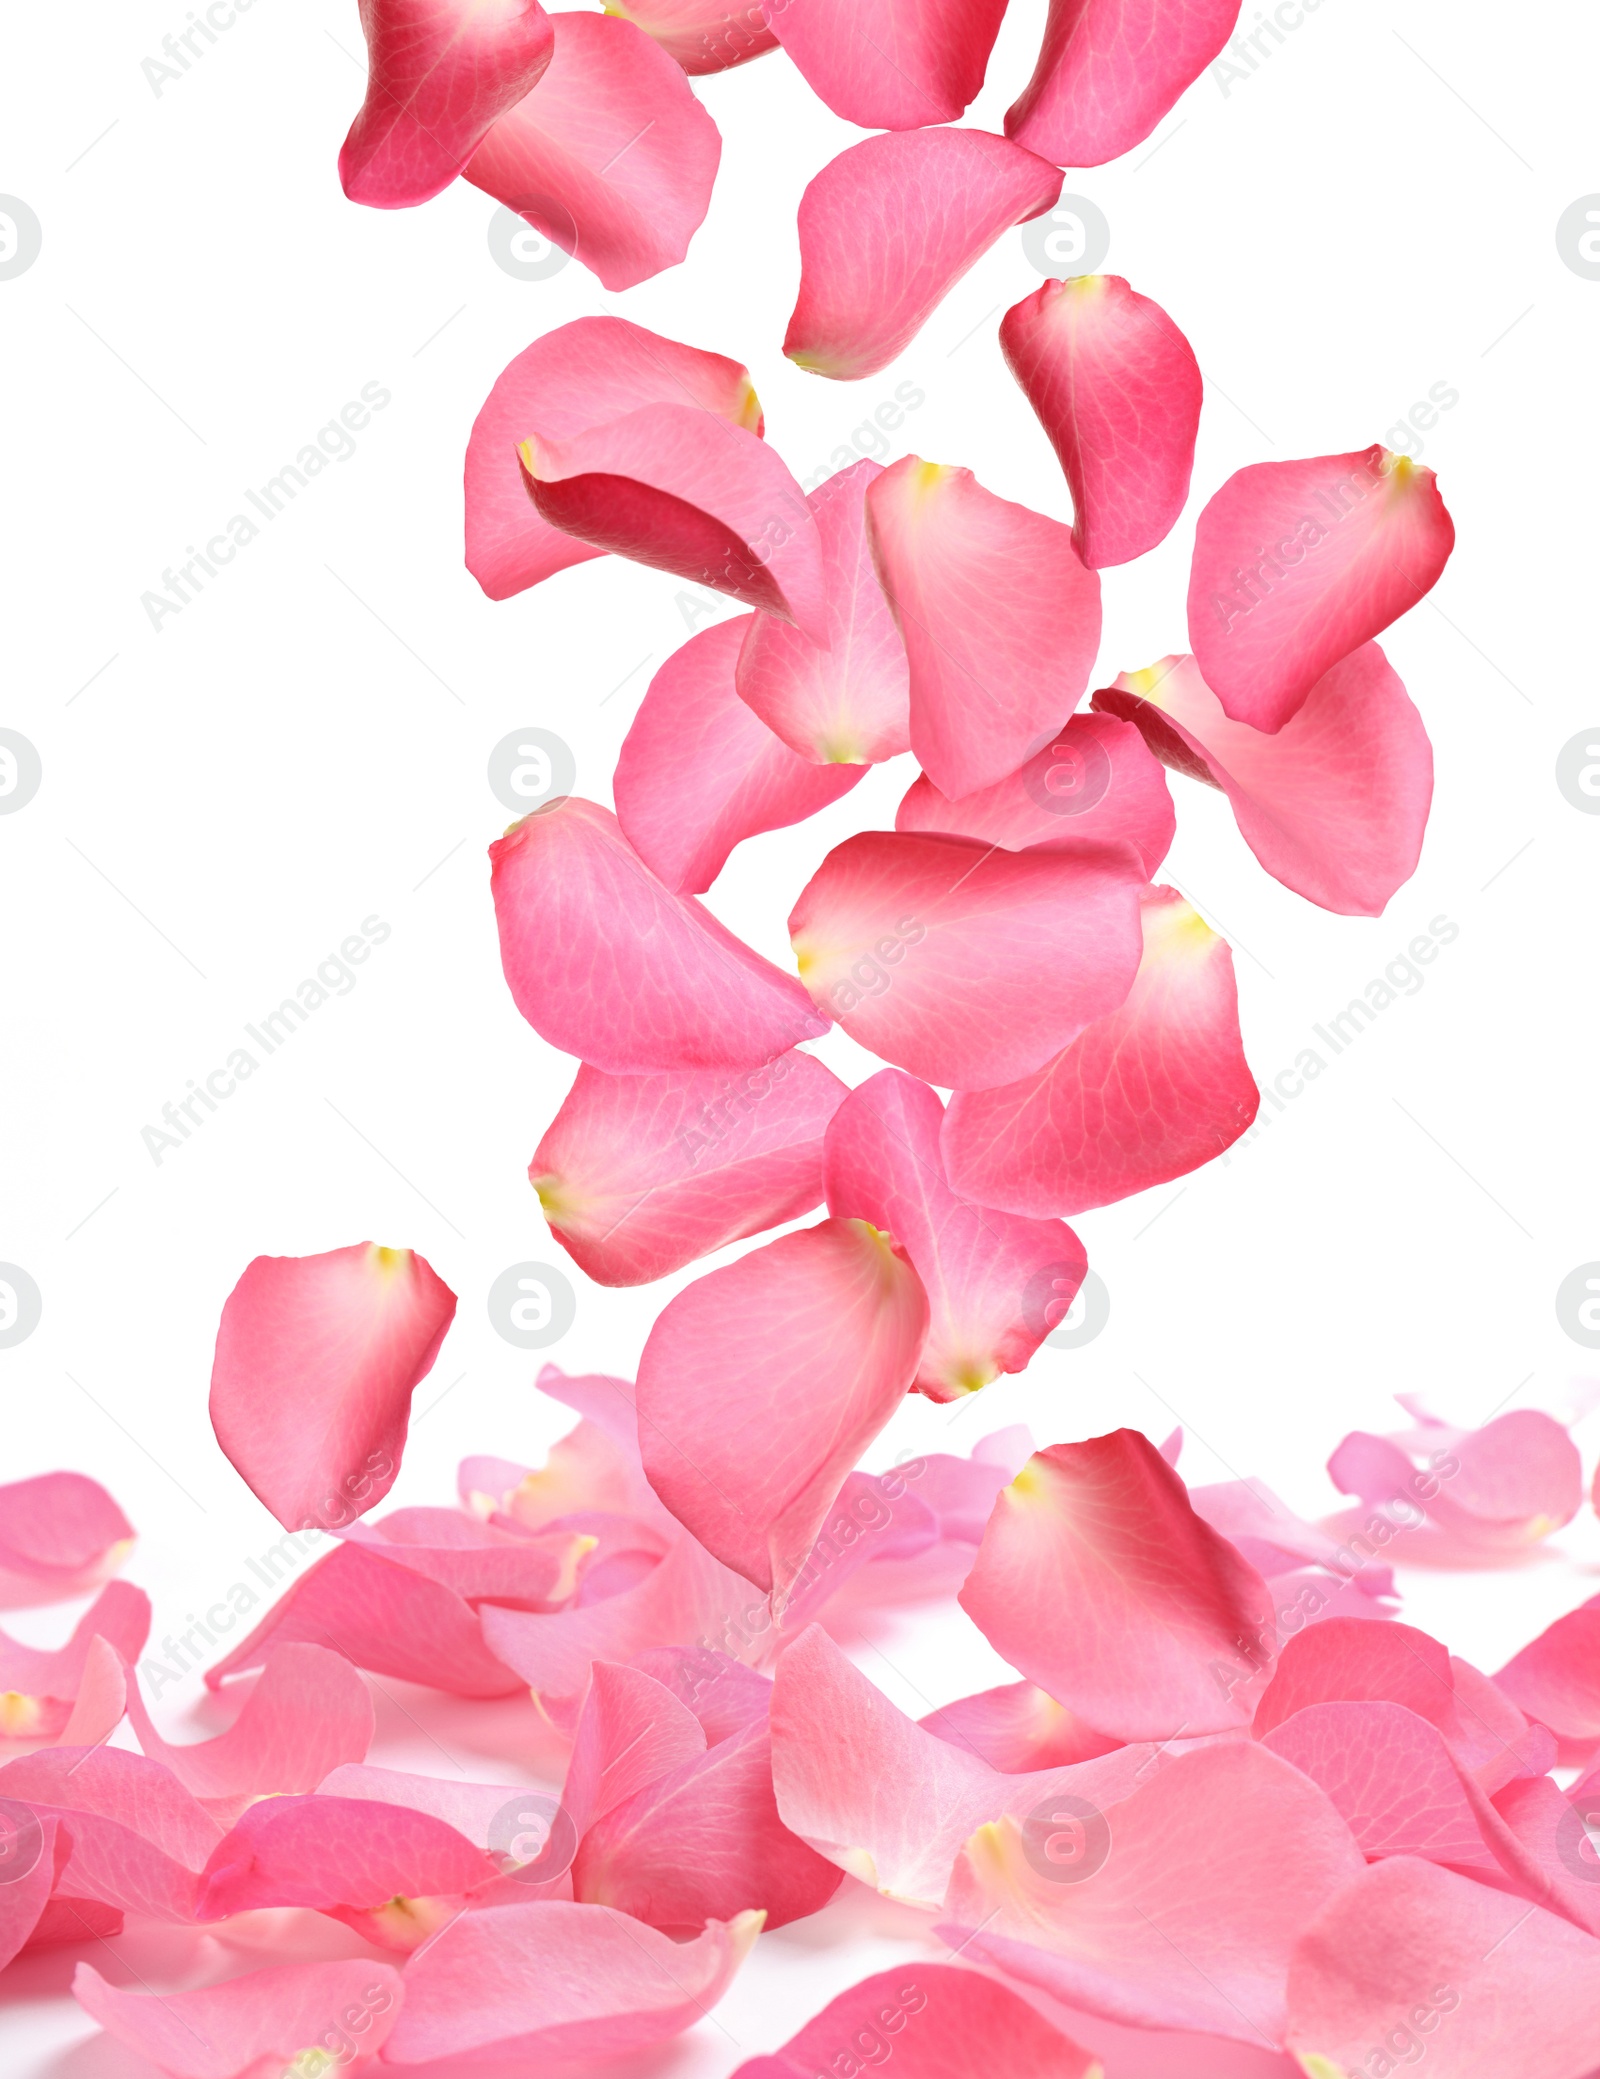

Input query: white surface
[3,0,1599,2068]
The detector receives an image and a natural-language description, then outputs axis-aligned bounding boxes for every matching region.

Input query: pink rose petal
[766,0,1009,129]
[0,1581,148,1742]
[0,1747,221,1921]
[609,0,776,71]
[0,1470,134,1607]
[196,1793,496,1922]
[1496,1598,1600,1757]
[74,1958,403,2079]
[919,1682,1119,1770]
[1006,0,1245,166]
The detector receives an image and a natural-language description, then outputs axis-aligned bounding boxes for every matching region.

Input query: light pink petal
[770,1468,942,1635]
[55,1634,127,1749]
[74,1958,403,2079]
[0,1582,149,1740]
[1189,1474,1397,1608]
[920,1682,1119,1770]
[1327,1401,1582,1557]
[0,1747,221,1920]
[1261,1701,1497,1868]
[896,711,1174,876]
[197,1792,495,1919]
[381,1900,760,2065]
[823,1068,1087,1400]
[866,457,1101,798]
[0,1816,65,1971]
[615,618,863,895]
[628,1644,773,1740]
[340,0,554,207]
[26,1896,123,1948]
[1006,0,1244,165]
[209,1243,456,1534]
[1496,1600,1600,1754]
[1095,646,1433,915]
[608,0,776,72]
[491,796,828,1073]
[562,1660,707,1837]
[1492,1774,1600,1939]
[734,460,912,766]
[766,0,1008,128]
[1187,446,1456,733]
[946,1742,1363,2045]
[958,1430,1276,1740]
[531,1050,847,1288]
[943,884,1257,1214]
[789,831,1143,1090]
[333,1508,582,1606]
[784,130,1062,381]
[1286,1858,1600,2079]
[463,12,721,291]
[465,316,760,603]
[0,1470,134,1607]
[635,1219,929,1593]
[469,1381,661,1525]
[1000,275,1201,567]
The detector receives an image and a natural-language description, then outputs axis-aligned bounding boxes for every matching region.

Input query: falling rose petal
[635,1220,928,1593]
[734,461,912,767]
[381,1900,761,2065]
[74,1958,403,2079]
[1005,0,1245,166]
[896,711,1174,876]
[919,1682,1119,1770]
[607,0,777,72]
[521,406,827,635]
[196,1793,496,1924]
[866,457,1102,798]
[209,1243,455,1535]
[1496,1599,1600,1757]
[823,1068,1087,1400]
[0,1471,134,1607]
[789,831,1143,1091]
[1000,275,1202,567]
[615,618,863,895]
[1187,445,1456,733]
[491,797,827,1074]
[464,12,721,292]
[0,1748,221,1921]
[465,316,761,604]
[784,129,1061,381]
[942,884,1258,1214]
[1094,646,1433,916]
[530,1049,848,1287]
[0,1581,149,1742]
[766,0,1008,129]
[957,1430,1276,1740]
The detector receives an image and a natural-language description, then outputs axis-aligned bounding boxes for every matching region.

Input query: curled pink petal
[957,1430,1276,1740]
[784,130,1061,381]
[491,797,828,1074]
[0,1470,134,1607]
[735,461,912,767]
[615,618,863,895]
[1496,1598,1600,1757]
[209,1243,456,1534]
[866,456,1102,798]
[942,884,1258,1214]
[0,1581,148,1742]
[789,831,1143,1091]
[465,316,760,604]
[896,711,1173,875]
[766,0,1008,129]
[636,1220,928,1593]
[0,1747,221,1920]
[464,12,721,291]
[531,1050,847,1287]
[1187,445,1456,732]
[608,0,776,72]
[823,1068,1086,1399]
[562,1661,706,1837]
[919,1682,1119,1770]
[196,1793,495,1922]
[340,0,554,207]
[1006,0,1245,166]
[1000,274,1201,566]
[74,1958,403,2079]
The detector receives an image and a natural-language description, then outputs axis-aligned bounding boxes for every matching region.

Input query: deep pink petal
[1000,275,1201,566]
[1261,1700,1497,1868]
[0,1581,148,1741]
[340,0,554,207]
[784,130,1061,381]
[919,1682,1119,1770]
[491,796,828,1073]
[1496,1601,1600,1754]
[0,1747,221,1920]
[0,1471,134,1607]
[464,12,721,291]
[635,1220,928,1593]
[605,0,774,69]
[957,1430,1276,1740]
[766,0,1008,128]
[75,1958,403,2079]
[789,831,1143,1090]
[197,1793,495,1920]
[561,1660,706,1838]
[866,457,1101,798]
[1187,446,1456,732]
[1005,0,1244,165]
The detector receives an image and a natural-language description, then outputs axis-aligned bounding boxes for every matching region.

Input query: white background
[2,0,1598,2069]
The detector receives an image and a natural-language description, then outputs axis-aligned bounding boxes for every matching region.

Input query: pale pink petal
[920,1682,1119,1770]
[1496,1599,1600,1756]
[465,316,761,603]
[766,0,1008,128]
[823,1068,1087,1399]
[1006,0,1244,165]
[1095,646,1433,915]
[734,461,912,766]
[607,0,776,72]
[533,1363,646,1456]
[333,1508,582,1605]
[315,1764,554,1858]
[531,1049,847,1287]
[197,1793,495,1920]
[957,1430,1276,1740]
[56,1634,127,1749]
[381,1900,760,2065]
[340,0,554,207]
[789,831,1143,1090]
[1492,1773,1600,1939]
[0,1471,134,1607]
[469,1376,661,1525]
[784,130,1062,381]
[1188,1474,1397,1610]
[1000,275,1201,566]
[25,1896,123,1948]
[464,12,721,291]
[768,1467,940,1633]
[866,457,1101,798]
[74,1958,403,2079]
[491,796,828,1073]
[896,711,1174,875]
[635,1220,928,1592]
[628,1643,773,1740]
[0,1582,148,1741]
[943,884,1257,1213]
[0,1816,64,1970]
[1187,446,1456,732]
[615,618,863,894]
[562,1660,706,1837]
[0,1747,221,1920]
[209,1243,456,1534]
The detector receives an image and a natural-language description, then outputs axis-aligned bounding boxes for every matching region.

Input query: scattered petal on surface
[74,1958,403,2078]
[0,1471,134,1608]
